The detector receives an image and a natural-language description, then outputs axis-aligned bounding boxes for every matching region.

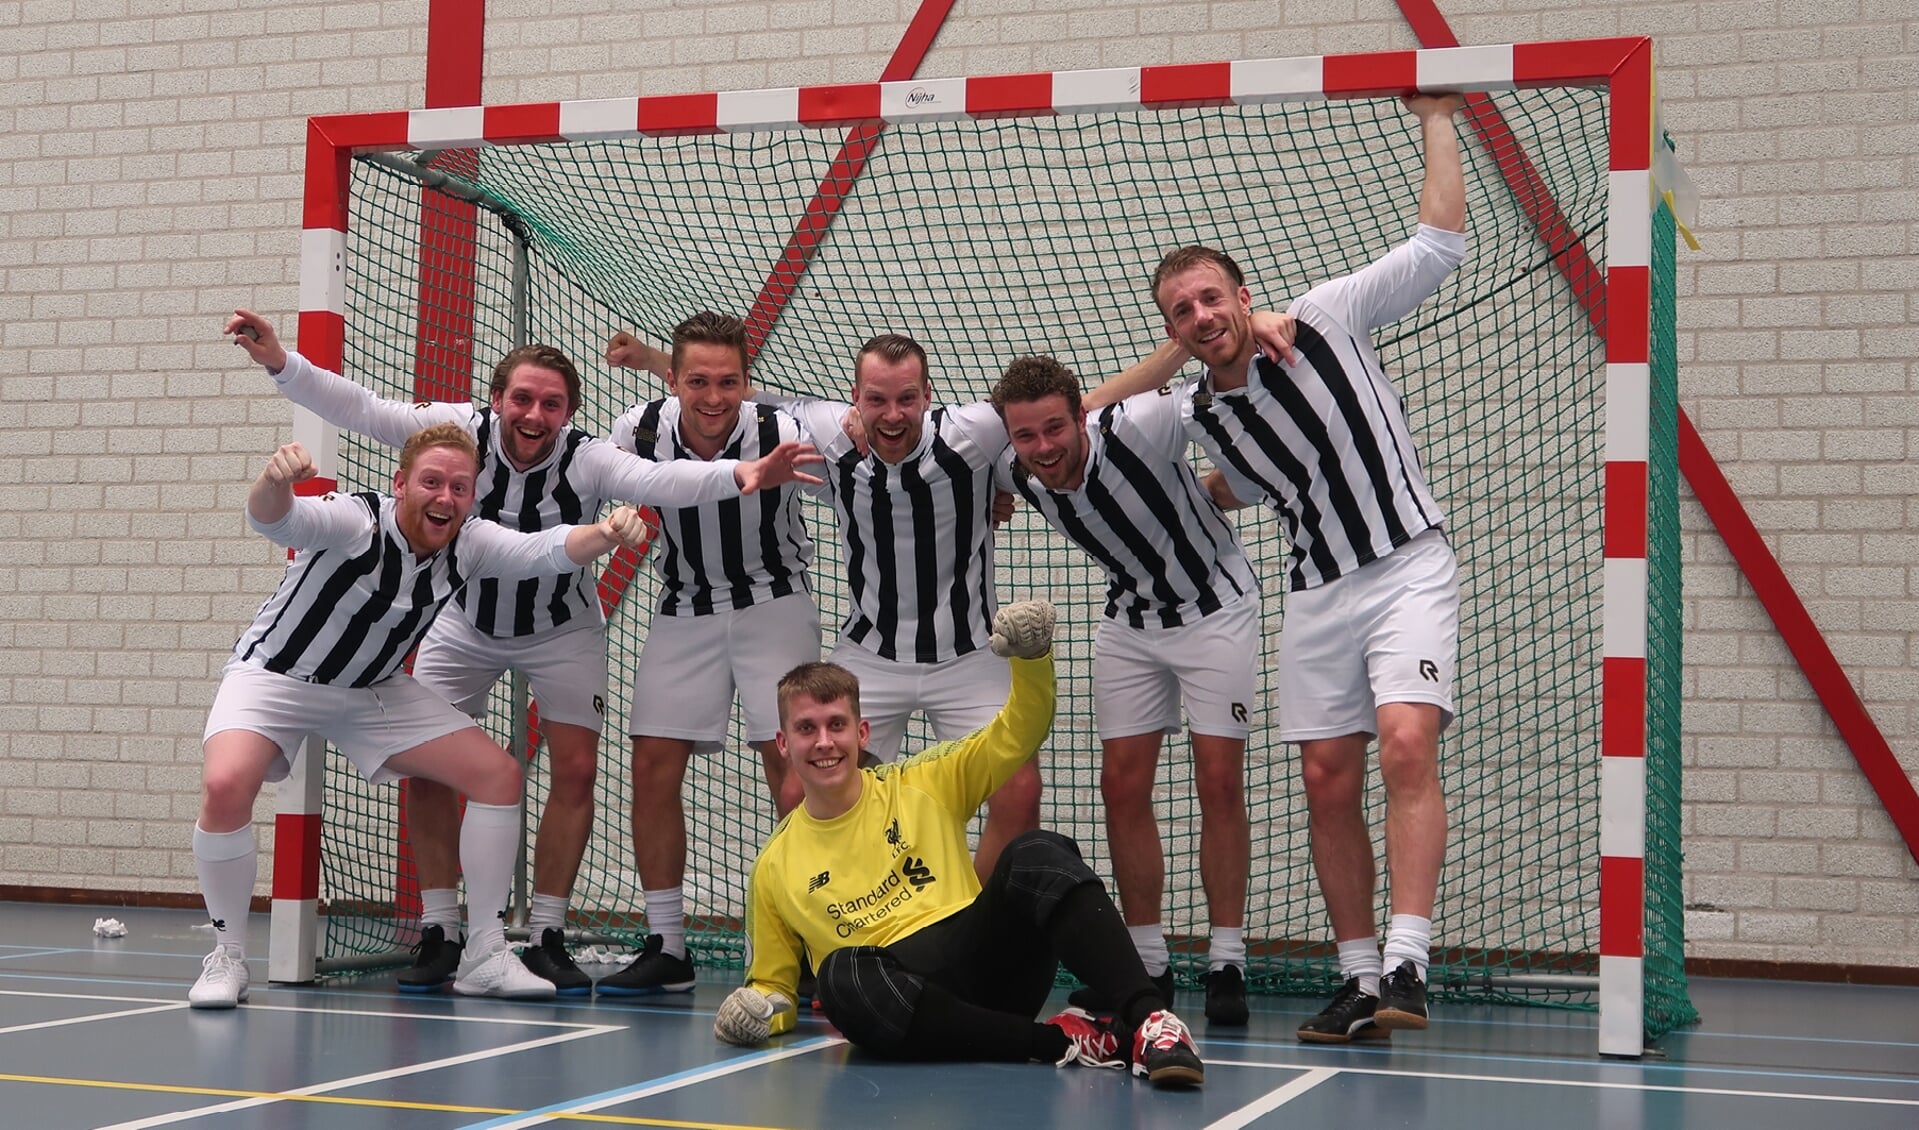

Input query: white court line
[0,988,604,1029]
[1212,1058,1919,1110]
[461,1035,847,1129]
[1204,1067,1338,1130]
[93,1023,625,1130]
[0,1002,190,1034]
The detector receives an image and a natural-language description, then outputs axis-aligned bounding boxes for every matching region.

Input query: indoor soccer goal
[268,37,1691,1056]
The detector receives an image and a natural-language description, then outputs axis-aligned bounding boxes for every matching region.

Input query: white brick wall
[0,0,1914,971]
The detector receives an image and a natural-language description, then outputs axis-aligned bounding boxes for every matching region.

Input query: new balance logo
[1418,659,1439,683]
[1231,702,1248,724]
[807,871,830,893]
[901,856,936,889]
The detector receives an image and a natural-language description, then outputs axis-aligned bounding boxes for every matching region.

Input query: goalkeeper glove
[989,600,1057,659]
[714,986,796,1046]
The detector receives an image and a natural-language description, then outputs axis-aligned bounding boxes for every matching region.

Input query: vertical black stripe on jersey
[238,548,329,667]
[260,493,386,677]
[353,563,442,687]
[1013,470,1140,627]
[309,519,406,685]
[1093,412,1225,624]
[755,406,799,600]
[714,427,754,609]
[1271,327,1411,560]
[1247,347,1383,571]
[927,414,984,659]
[896,456,942,663]
[1346,329,1440,534]
[836,448,882,653]
[1190,399,1321,590]
[540,431,591,629]
[508,462,553,635]
[470,422,514,636]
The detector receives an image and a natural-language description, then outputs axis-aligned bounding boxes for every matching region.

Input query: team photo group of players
[188,95,1469,1090]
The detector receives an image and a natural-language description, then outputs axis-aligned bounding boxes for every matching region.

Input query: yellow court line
[0,1073,789,1129]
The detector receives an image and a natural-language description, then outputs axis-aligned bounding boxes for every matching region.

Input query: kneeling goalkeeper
[713,601,1205,1088]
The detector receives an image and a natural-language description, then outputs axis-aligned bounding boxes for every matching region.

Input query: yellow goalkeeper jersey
[741,653,1056,1013]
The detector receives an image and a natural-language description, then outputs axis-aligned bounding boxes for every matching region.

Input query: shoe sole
[1373,1007,1428,1030]
[451,983,556,999]
[1296,1024,1391,1044]
[396,980,451,994]
[1138,1064,1205,1088]
[595,980,695,997]
[188,993,246,1010]
[553,983,593,997]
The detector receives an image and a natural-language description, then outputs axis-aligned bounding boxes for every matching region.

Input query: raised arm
[1409,93,1467,233]
[605,331,673,380]
[247,443,317,526]
[228,309,469,448]
[1083,338,1189,410]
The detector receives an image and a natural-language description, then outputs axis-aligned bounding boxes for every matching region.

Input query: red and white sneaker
[1131,1009,1204,1088]
[1046,1006,1125,1068]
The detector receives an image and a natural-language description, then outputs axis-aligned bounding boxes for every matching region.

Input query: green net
[312,86,1687,1032]
[1644,196,1697,1038]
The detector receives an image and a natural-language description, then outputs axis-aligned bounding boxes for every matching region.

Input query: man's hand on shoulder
[989,600,1057,659]
[714,986,796,1047]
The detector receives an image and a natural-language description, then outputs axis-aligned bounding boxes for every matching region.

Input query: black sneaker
[520,927,593,996]
[1296,977,1390,1044]
[396,924,462,993]
[1201,964,1249,1026]
[1067,967,1175,1015]
[1375,961,1428,1030]
[594,934,696,996]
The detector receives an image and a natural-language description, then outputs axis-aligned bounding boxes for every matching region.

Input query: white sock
[528,893,569,935]
[459,801,520,959]
[1207,926,1246,973]
[419,888,462,935]
[1382,914,1433,982]
[1127,924,1170,977]
[643,887,686,959]
[193,823,256,953]
[1336,937,1384,997]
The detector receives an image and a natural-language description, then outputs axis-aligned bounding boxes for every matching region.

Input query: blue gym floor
[1,904,1914,1129]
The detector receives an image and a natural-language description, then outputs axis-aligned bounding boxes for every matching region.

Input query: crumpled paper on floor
[92,917,128,938]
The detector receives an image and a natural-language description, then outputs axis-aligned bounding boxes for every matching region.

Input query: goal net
[280,40,1692,1047]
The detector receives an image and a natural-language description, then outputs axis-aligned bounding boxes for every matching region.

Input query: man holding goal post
[1096,93,1469,1042]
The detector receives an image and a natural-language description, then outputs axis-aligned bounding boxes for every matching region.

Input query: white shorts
[202,662,481,786]
[827,642,1011,764]
[1277,527,1460,742]
[409,614,610,729]
[629,594,822,752]
[1093,596,1260,741]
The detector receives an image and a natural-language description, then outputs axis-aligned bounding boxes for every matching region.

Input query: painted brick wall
[0,0,1913,970]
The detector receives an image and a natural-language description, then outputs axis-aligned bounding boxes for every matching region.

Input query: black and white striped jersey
[1181,224,1465,592]
[611,398,816,617]
[269,351,745,637]
[773,396,1006,664]
[996,389,1256,629]
[231,491,579,687]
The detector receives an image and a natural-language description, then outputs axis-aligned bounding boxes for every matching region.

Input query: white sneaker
[452,946,556,999]
[189,947,249,1009]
